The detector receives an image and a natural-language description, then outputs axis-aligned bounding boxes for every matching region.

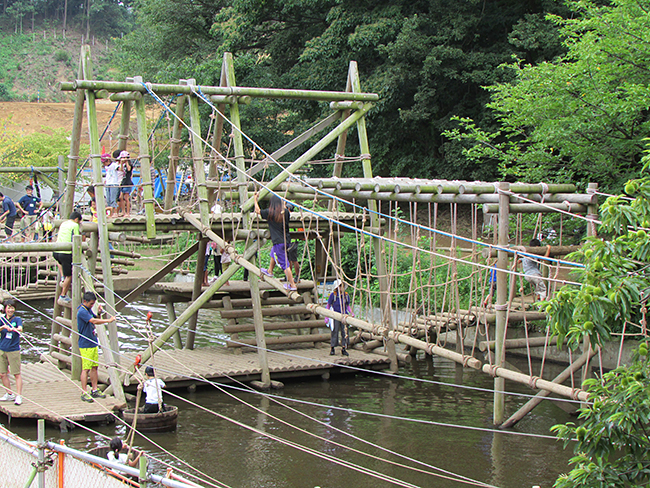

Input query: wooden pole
[71,235,82,379]
[62,47,87,218]
[501,348,596,428]
[83,52,120,361]
[494,182,510,425]
[185,236,206,350]
[164,94,186,211]
[479,335,557,352]
[185,79,211,225]
[483,203,588,214]
[240,105,373,213]
[482,362,589,402]
[133,78,157,238]
[348,60,397,373]
[57,156,65,202]
[65,79,380,102]
[165,301,183,348]
[116,98,132,152]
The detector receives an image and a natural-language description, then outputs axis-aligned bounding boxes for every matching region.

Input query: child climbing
[516,238,551,302]
[254,193,298,291]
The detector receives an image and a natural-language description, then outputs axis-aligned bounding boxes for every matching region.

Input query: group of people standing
[0,184,46,242]
[102,150,134,217]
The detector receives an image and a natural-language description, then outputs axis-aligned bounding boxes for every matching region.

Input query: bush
[0,83,11,101]
[54,50,70,63]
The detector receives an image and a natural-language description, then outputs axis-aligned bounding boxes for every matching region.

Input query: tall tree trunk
[63,0,68,38]
[86,0,90,41]
[31,0,34,33]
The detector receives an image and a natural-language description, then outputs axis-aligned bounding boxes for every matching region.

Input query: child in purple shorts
[254,193,298,291]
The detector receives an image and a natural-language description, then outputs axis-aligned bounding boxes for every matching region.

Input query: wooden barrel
[122,405,179,432]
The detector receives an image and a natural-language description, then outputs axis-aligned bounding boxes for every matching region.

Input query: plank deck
[1,347,390,426]
[121,345,391,389]
[151,279,316,295]
[0,362,123,427]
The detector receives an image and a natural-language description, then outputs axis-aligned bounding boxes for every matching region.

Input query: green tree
[542,147,650,483]
[117,0,568,181]
[446,0,650,192]
[553,347,650,487]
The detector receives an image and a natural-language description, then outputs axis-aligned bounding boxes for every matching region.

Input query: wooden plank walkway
[0,362,123,428]
[2,346,389,427]
[151,279,317,296]
[120,345,391,389]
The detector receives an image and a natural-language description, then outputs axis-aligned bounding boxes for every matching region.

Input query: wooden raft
[120,346,391,389]
[0,362,123,429]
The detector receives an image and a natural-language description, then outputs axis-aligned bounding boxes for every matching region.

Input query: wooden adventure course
[0,45,627,435]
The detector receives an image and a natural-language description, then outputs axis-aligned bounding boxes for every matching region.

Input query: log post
[133,77,157,238]
[84,52,119,361]
[185,236,206,350]
[494,182,510,425]
[116,98,132,153]
[349,60,397,372]
[164,94,186,211]
[165,301,183,349]
[581,182,599,403]
[185,78,211,225]
[71,235,82,379]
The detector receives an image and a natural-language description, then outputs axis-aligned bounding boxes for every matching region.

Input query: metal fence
[0,421,203,488]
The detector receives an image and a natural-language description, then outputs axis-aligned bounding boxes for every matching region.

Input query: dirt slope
[0,100,121,139]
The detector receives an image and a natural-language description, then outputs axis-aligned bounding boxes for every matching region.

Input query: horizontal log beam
[482,363,589,401]
[63,79,380,102]
[220,306,311,319]
[223,319,324,333]
[481,245,581,259]
[482,203,588,214]
[226,333,330,347]
[479,335,557,352]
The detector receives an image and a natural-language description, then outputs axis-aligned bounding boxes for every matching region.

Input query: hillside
[0,26,118,102]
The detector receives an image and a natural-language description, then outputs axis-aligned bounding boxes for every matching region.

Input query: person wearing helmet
[139,365,166,413]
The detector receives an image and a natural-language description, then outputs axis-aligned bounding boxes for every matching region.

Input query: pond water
[4,296,576,488]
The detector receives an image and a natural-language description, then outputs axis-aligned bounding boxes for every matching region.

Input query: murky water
[4,297,574,488]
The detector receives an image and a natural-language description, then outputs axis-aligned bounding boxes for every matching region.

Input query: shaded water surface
[5,298,573,487]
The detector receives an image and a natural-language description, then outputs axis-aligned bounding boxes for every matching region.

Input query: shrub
[54,50,70,63]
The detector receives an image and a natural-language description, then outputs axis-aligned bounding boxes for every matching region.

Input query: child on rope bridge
[516,238,551,302]
[326,279,354,357]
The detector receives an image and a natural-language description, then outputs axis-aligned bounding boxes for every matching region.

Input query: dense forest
[2,0,650,191]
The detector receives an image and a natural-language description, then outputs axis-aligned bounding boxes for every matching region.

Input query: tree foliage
[544,146,650,351]
[117,0,568,181]
[446,0,650,192]
[0,118,87,182]
[553,347,650,487]
[0,0,134,38]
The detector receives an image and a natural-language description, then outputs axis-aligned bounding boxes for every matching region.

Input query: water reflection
[4,297,574,488]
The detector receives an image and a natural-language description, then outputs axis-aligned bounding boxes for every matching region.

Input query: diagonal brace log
[117,242,200,311]
[500,346,597,428]
[240,105,372,213]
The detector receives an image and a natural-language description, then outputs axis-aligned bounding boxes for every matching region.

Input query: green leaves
[446,0,650,191]
[552,349,650,487]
